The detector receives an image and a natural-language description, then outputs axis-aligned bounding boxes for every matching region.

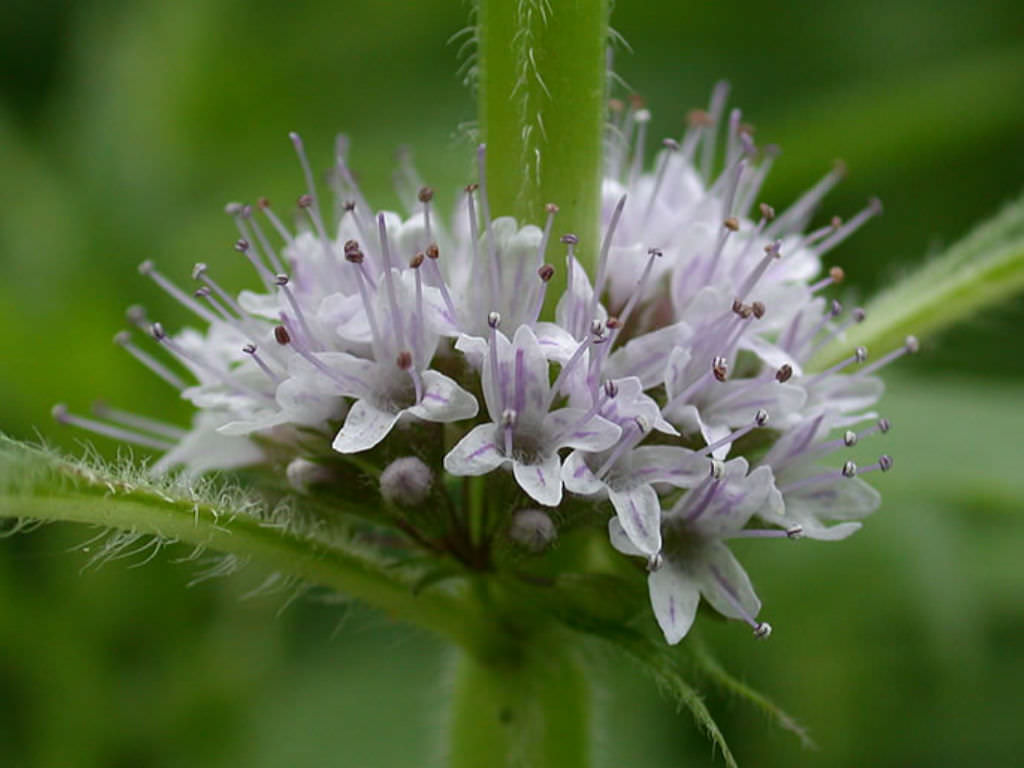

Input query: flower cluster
[55,84,916,644]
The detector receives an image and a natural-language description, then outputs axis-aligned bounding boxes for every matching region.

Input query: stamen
[613,248,662,335]
[709,562,768,634]
[628,107,651,187]
[736,239,782,300]
[138,261,219,325]
[275,274,318,350]
[276,319,365,394]
[729,525,804,540]
[815,197,883,255]
[192,263,245,318]
[529,264,556,323]
[591,195,627,321]
[476,145,502,295]
[422,244,459,329]
[538,202,559,266]
[193,286,233,324]
[255,198,294,246]
[548,321,604,409]
[419,187,434,243]
[501,408,517,458]
[700,80,730,181]
[153,322,273,402]
[114,330,186,389]
[808,265,846,293]
[52,404,175,451]
[646,552,664,573]
[857,454,894,475]
[377,213,407,350]
[856,336,919,377]
[766,160,846,238]
[91,401,186,440]
[346,245,386,358]
[245,204,285,274]
[242,344,284,384]
[806,346,868,384]
[805,306,866,358]
[487,312,505,412]
[397,351,424,403]
[234,237,276,289]
[596,416,650,479]
[289,132,335,265]
[701,409,768,456]
[643,138,679,225]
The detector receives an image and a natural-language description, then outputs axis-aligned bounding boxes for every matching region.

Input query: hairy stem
[477,0,609,318]
[448,637,591,768]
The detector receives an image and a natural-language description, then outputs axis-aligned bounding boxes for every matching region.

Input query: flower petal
[331,399,401,453]
[443,423,506,476]
[546,409,621,452]
[408,370,479,423]
[513,452,563,507]
[608,484,662,556]
[648,562,701,645]
[561,449,605,496]
[693,540,762,624]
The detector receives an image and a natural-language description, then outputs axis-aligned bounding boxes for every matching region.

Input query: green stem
[449,637,591,768]
[477,0,609,318]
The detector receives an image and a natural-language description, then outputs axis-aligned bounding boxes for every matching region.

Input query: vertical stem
[449,640,592,768]
[477,0,609,319]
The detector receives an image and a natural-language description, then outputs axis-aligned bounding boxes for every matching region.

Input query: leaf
[810,192,1024,370]
[563,610,738,768]
[688,633,816,749]
[0,435,487,649]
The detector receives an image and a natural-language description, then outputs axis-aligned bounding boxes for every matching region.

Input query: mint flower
[54,86,915,645]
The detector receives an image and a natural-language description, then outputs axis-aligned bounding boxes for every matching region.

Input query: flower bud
[508,509,557,553]
[286,458,333,494]
[380,457,433,506]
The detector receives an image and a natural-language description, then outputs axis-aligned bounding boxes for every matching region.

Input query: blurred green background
[1,0,1022,765]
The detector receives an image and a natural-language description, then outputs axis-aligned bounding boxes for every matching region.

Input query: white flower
[56,86,917,645]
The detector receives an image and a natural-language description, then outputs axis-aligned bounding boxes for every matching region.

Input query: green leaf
[0,435,490,650]
[688,633,816,749]
[809,192,1024,370]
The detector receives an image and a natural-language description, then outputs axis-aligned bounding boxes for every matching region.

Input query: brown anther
[740,122,757,135]
[537,264,555,282]
[545,202,560,214]
[410,253,425,269]
[687,108,713,127]
[775,364,793,383]
[830,215,843,229]
[426,243,440,259]
[465,183,479,193]
[234,238,250,252]
[297,194,313,208]
[648,247,663,258]
[628,93,646,110]
[738,304,753,319]
[345,248,365,264]
[257,197,271,210]
[829,266,846,283]
[712,357,729,383]
[759,202,776,221]
[274,325,291,345]
[724,217,740,232]
[343,239,360,253]
[662,138,680,151]
[606,316,621,330]
[608,98,625,113]
[751,301,766,319]
[732,298,745,314]
[833,159,848,178]
[560,234,579,245]
[396,351,413,370]
[417,187,434,203]
[342,200,357,212]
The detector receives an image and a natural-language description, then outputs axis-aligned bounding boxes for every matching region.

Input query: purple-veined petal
[609,484,662,555]
[561,449,605,496]
[648,563,701,645]
[332,399,401,453]
[444,423,506,476]
[693,540,762,624]
[408,370,479,423]
[513,452,563,507]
